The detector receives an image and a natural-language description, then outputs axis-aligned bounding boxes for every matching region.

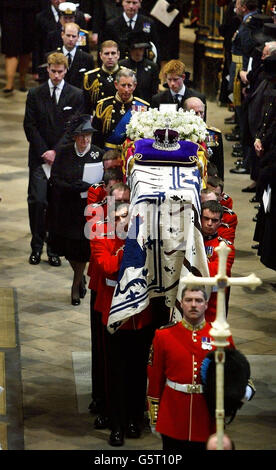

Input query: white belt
[166,379,203,394]
[106,278,117,287]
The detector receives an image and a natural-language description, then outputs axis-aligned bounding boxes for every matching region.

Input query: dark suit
[102,13,159,61]
[23,80,85,255]
[151,87,207,121]
[58,48,95,89]
[46,26,90,54]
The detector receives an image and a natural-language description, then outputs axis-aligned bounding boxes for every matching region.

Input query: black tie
[67,52,72,68]
[174,94,180,104]
[128,19,133,28]
[52,86,57,105]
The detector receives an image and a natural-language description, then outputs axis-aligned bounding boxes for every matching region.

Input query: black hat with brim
[127,31,151,49]
[68,114,97,136]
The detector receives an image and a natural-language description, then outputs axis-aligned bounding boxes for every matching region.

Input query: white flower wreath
[126,108,207,143]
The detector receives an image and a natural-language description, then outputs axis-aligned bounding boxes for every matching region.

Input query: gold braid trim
[83,75,101,103]
[233,63,242,107]
[147,396,160,426]
[121,139,135,176]
[96,101,114,135]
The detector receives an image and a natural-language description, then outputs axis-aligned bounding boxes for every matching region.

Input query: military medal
[120,104,125,115]
[201,337,212,350]
[205,245,214,259]
[107,75,114,83]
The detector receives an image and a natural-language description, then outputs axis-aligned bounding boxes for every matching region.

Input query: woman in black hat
[49,114,104,305]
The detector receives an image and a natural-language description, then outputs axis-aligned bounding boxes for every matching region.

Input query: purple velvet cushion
[133,139,200,166]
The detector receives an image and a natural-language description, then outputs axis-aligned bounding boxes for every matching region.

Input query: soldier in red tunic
[147,286,235,451]
[201,200,235,322]
[91,199,154,447]
[201,188,237,244]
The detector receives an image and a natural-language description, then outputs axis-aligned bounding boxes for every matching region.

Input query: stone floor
[0,29,276,454]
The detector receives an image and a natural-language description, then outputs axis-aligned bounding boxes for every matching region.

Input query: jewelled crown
[152,128,180,151]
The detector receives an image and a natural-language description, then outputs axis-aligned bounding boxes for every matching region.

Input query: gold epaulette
[159,320,178,330]
[147,396,160,426]
[85,67,101,76]
[80,28,89,34]
[97,95,114,105]
[207,126,222,133]
[133,96,150,106]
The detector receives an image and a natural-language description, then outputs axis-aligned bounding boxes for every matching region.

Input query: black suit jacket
[46,26,90,54]
[102,13,159,60]
[23,81,85,169]
[151,87,207,121]
[61,48,95,89]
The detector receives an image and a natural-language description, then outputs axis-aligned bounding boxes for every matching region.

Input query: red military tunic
[204,233,235,322]
[86,182,108,289]
[147,320,235,442]
[220,192,233,210]
[92,228,152,328]
[218,206,238,243]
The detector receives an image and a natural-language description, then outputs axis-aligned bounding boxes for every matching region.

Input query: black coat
[50,142,104,240]
[23,81,85,168]
[60,48,95,89]
[102,13,160,60]
[151,87,207,121]
[119,57,160,103]
[46,26,90,54]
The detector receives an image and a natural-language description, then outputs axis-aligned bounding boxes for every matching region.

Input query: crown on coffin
[152,128,180,151]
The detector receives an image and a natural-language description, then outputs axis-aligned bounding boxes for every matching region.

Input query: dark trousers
[162,434,206,451]
[106,324,155,431]
[90,290,110,417]
[27,165,56,255]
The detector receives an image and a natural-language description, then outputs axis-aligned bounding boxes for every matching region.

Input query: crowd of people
[1,0,266,450]
[219,0,276,273]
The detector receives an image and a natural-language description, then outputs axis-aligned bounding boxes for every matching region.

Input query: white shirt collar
[74,141,90,157]
[63,46,77,60]
[48,79,65,91]
[171,84,185,97]
[51,4,59,22]
[123,12,138,26]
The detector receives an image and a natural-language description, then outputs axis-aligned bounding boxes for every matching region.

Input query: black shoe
[252,215,258,222]
[126,421,141,438]
[48,255,61,267]
[229,167,250,174]
[241,186,256,193]
[252,244,259,249]
[79,276,87,299]
[94,415,110,429]
[250,196,258,203]
[29,252,41,265]
[232,151,243,158]
[225,132,240,141]
[224,116,236,124]
[232,143,243,151]
[71,288,80,306]
[2,88,14,95]
[109,428,124,447]
[254,204,261,210]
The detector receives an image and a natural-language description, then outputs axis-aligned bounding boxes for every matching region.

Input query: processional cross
[180,241,262,450]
